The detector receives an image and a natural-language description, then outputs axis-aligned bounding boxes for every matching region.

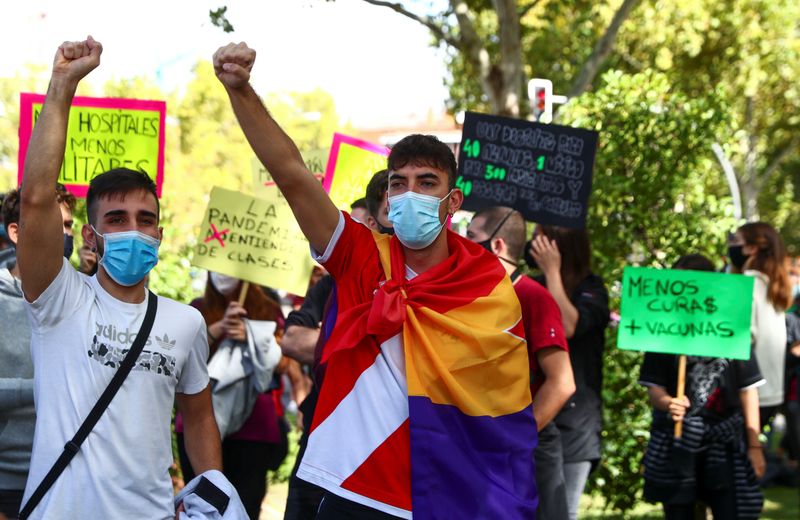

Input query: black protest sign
[457,111,598,228]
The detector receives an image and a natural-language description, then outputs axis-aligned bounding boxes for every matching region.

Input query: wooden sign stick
[674,355,687,438]
[238,281,250,306]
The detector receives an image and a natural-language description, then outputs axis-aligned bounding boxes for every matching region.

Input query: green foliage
[557,69,737,512]
[269,417,301,485]
[209,6,235,33]
[561,70,737,283]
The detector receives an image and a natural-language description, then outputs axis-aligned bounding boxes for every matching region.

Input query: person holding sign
[728,223,792,429]
[176,272,287,520]
[639,254,765,520]
[528,225,609,520]
[216,42,538,519]
[15,37,221,519]
[466,207,574,520]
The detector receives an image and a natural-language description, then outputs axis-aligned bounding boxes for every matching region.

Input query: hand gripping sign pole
[237,281,250,306]
[674,355,687,438]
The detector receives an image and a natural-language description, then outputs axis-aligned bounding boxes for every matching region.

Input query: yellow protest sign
[193,187,314,296]
[252,149,327,198]
[323,133,389,210]
[18,93,166,197]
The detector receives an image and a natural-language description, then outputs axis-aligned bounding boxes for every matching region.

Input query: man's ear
[82,224,97,252]
[447,189,464,215]
[365,216,379,232]
[158,226,164,242]
[493,237,507,257]
[6,222,19,246]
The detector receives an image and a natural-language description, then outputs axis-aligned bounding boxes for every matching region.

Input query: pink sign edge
[322,132,390,194]
[18,93,167,198]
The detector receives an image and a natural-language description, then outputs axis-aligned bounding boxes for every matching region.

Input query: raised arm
[213,43,340,254]
[18,37,102,301]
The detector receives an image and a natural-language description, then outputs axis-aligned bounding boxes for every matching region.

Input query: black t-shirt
[284,274,334,331]
[536,272,610,462]
[639,352,763,420]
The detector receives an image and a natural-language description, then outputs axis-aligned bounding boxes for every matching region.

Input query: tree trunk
[493,0,523,117]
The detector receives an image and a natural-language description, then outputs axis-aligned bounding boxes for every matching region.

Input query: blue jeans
[563,461,591,520]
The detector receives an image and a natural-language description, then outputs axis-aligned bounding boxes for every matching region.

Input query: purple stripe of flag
[409,396,538,519]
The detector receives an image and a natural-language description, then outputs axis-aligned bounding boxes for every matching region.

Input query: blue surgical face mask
[92,226,160,286]
[388,190,451,250]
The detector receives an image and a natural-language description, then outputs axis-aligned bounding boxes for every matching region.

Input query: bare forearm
[280,325,320,365]
[533,380,573,430]
[740,388,761,446]
[647,386,672,412]
[22,77,76,198]
[183,414,223,474]
[225,84,306,184]
[543,271,579,337]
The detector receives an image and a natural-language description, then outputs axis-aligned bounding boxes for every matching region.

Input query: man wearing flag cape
[214,42,538,519]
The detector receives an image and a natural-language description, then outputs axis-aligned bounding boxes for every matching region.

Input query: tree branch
[567,0,641,98]
[761,136,800,185]
[359,0,460,48]
[518,0,543,18]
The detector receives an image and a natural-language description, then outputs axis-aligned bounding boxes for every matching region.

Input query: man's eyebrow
[417,172,440,181]
[389,172,407,180]
[138,210,158,219]
[103,210,127,218]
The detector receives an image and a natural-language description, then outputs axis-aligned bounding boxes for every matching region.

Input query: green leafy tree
[608,0,800,242]
[556,69,735,512]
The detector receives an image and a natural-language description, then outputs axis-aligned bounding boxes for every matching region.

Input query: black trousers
[0,489,23,519]
[283,423,325,520]
[178,434,278,520]
[316,493,404,519]
[534,422,568,520]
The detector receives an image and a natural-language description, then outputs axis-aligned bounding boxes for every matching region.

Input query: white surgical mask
[210,272,240,295]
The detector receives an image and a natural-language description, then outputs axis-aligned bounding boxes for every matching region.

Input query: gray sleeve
[0,378,34,410]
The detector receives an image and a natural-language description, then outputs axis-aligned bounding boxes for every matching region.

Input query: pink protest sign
[323,133,390,209]
[18,93,166,197]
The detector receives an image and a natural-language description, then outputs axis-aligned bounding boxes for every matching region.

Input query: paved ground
[259,482,289,520]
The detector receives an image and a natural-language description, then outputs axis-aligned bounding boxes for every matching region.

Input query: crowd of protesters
[0,36,798,520]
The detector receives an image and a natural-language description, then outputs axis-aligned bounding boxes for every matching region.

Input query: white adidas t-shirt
[21,259,209,520]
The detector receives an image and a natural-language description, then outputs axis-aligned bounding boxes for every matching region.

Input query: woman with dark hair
[176,272,289,520]
[728,222,792,426]
[529,225,610,520]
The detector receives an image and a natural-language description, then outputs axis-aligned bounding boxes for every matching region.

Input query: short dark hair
[388,134,457,190]
[1,189,19,228]
[474,206,526,260]
[672,254,715,272]
[2,184,76,228]
[351,197,367,211]
[86,168,159,225]
[365,169,389,219]
[56,183,77,212]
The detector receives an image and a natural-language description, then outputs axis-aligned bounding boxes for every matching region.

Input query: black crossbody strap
[19,291,158,519]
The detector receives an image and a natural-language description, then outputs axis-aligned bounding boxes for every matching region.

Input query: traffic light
[528,78,553,123]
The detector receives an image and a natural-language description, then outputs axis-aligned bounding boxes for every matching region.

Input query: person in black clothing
[528,224,610,520]
[639,254,765,519]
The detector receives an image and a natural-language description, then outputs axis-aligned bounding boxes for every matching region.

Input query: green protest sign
[617,267,754,359]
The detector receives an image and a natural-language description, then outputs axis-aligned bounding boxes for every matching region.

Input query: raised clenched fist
[212,42,256,90]
[53,36,102,84]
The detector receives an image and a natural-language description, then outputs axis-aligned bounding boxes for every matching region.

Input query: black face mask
[63,234,74,259]
[378,223,394,236]
[477,238,493,253]
[523,238,538,269]
[728,245,748,269]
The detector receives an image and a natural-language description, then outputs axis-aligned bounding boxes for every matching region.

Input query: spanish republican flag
[297,214,537,519]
